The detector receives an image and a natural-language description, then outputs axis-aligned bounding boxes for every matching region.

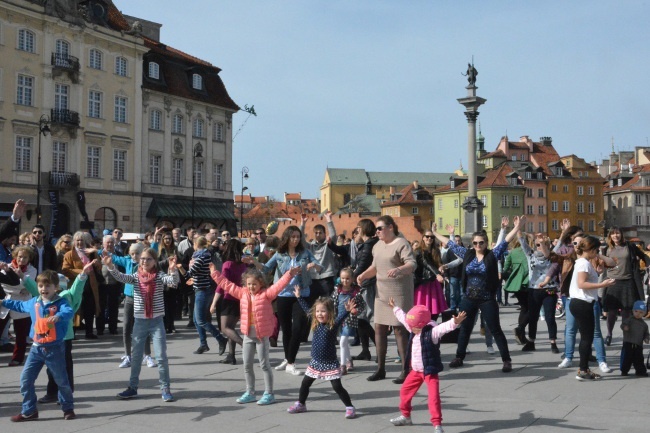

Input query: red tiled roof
[107,1,131,31]
[479,149,506,159]
[604,164,650,192]
[285,193,301,201]
[508,142,530,150]
[381,183,433,206]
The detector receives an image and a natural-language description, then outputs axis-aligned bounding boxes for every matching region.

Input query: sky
[122,0,650,201]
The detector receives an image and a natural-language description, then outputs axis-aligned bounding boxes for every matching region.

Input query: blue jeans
[457,297,510,362]
[21,342,73,414]
[449,277,461,310]
[130,316,170,390]
[564,298,606,363]
[194,289,223,346]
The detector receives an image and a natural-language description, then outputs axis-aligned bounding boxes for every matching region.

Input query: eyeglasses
[255,232,264,235]
[62,241,71,244]
[376,226,387,231]
[423,235,434,239]
[113,231,123,235]
[472,241,485,246]
[32,230,43,235]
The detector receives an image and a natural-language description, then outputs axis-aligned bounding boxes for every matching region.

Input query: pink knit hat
[405,305,431,329]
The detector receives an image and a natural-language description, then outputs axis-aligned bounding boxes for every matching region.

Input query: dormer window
[555,167,563,176]
[149,62,160,79]
[609,179,614,187]
[536,172,543,180]
[192,73,202,90]
[618,178,623,187]
[511,155,517,161]
[450,179,455,188]
[525,172,531,179]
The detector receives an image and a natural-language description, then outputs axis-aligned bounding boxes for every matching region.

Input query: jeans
[123,296,150,357]
[456,297,510,362]
[564,298,606,363]
[242,327,272,394]
[569,298,595,371]
[46,339,74,395]
[21,342,73,414]
[449,277,461,311]
[193,289,222,346]
[130,316,170,390]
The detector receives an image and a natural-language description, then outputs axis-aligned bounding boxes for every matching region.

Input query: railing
[50,108,80,127]
[49,171,80,187]
[51,52,80,71]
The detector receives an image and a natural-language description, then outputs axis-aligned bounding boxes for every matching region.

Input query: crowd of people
[1,198,649,430]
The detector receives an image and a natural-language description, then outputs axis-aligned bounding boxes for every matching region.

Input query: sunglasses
[255,232,264,235]
[62,241,71,244]
[222,233,230,237]
[113,231,123,235]
[472,241,485,246]
[423,235,434,239]
[376,226,387,231]
[32,230,43,235]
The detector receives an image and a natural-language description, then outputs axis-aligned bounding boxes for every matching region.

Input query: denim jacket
[262,250,321,297]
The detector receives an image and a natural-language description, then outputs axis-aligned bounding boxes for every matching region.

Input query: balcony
[51,53,80,83]
[49,171,80,188]
[51,108,80,127]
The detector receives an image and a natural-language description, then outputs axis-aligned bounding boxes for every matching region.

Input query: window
[501,195,508,207]
[645,178,650,187]
[193,160,204,188]
[551,184,558,192]
[527,222,534,233]
[562,201,570,212]
[87,146,101,178]
[438,218,443,228]
[525,171,531,179]
[149,154,161,184]
[150,109,162,130]
[563,185,569,193]
[113,149,126,181]
[482,215,487,228]
[577,202,584,213]
[193,118,204,137]
[172,114,183,134]
[114,96,127,123]
[588,186,594,195]
[55,83,69,110]
[538,188,544,198]
[551,201,558,212]
[214,122,224,141]
[52,141,67,172]
[89,49,103,69]
[55,39,69,57]
[538,222,545,233]
[481,195,487,206]
[552,219,559,231]
[538,205,545,215]
[454,199,459,208]
[536,172,543,180]
[509,177,518,186]
[577,186,584,196]
[149,62,160,79]
[412,207,419,215]
[512,196,519,207]
[511,154,517,161]
[88,90,102,118]
[526,188,533,198]
[437,199,443,210]
[589,220,595,231]
[526,205,533,215]
[115,56,128,76]
[577,220,584,229]
[15,137,32,171]
[192,73,202,90]
[635,194,642,206]
[214,163,224,190]
[455,218,460,227]
[555,167,563,176]
[172,158,183,186]
[16,74,34,106]
[636,215,642,226]
[17,29,35,52]
[588,202,595,214]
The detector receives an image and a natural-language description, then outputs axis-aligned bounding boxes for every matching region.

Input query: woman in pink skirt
[414,229,447,320]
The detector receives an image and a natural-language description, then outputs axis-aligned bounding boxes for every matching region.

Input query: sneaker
[257,393,276,405]
[558,358,573,369]
[161,388,174,402]
[576,369,601,381]
[236,392,257,404]
[38,394,58,404]
[598,362,612,373]
[346,360,354,371]
[144,355,157,368]
[394,356,401,363]
[345,406,356,419]
[10,411,39,422]
[449,358,463,368]
[287,401,307,414]
[434,426,445,433]
[285,364,302,375]
[119,355,131,368]
[390,415,413,426]
[486,345,495,355]
[63,410,76,420]
[117,387,138,399]
[275,359,288,371]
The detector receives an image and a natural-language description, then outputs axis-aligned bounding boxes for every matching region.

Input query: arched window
[150,109,162,130]
[192,118,204,138]
[149,61,160,79]
[18,29,35,52]
[192,73,202,90]
[172,113,183,134]
[55,39,69,56]
[89,49,103,69]
[94,207,117,234]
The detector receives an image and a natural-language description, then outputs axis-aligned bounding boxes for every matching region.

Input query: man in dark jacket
[30,223,58,273]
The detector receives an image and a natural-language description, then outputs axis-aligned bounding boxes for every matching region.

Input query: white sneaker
[598,362,612,373]
[144,355,157,368]
[486,346,495,355]
[558,358,572,368]
[285,364,302,376]
[275,359,288,371]
[119,355,131,368]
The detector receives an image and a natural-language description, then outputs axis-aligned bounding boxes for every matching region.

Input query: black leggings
[276,297,308,364]
[513,290,530,331]
[528,289,557,340]
[299,376,352,407]
[569,298,595,371]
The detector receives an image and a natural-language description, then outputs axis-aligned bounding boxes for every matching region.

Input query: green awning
[146,198,236,221]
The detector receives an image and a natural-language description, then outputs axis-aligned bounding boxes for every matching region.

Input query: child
[103,248,179,402]
[389,297,466,432]
[1,270,75,421]
[210,263,301,405]
[331,267,366,374]
[288,287,357,419]
[620,300,650,377]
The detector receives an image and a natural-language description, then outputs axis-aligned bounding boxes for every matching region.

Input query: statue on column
[463,63,478,86]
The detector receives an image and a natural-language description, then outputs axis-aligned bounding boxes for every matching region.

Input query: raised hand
[501,216,509,229]
[453,311,467,324]
[344,298,356,312]
[101,251,113,267]
[560,218,571,232]
[12,199,26,220]
[445,224,455,235]
[324,210,333,222]
[168,255,177,270]
[293,285,301,298]
[431,222,437,232]
[83,260,97,275]
[289,266,302,277]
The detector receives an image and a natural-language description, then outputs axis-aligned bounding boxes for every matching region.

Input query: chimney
[389,186,395,194]
[520,136,533,152]
[540,136,552,146]
[412,180,419,189]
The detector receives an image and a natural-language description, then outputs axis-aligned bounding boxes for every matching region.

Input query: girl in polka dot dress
[287,286,357,419]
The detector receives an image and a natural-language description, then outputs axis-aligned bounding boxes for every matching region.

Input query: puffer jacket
[211,270,292,338]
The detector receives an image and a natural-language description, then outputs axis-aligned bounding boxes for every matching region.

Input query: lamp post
[37,115,51,224]
[240,166,249,236]
[191,143,203,227]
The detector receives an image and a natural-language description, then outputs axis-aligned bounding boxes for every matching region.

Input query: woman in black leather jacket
[351,219,378,361]
[414,229,447,320]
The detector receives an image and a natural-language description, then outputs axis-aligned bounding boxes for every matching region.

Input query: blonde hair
[310,297,335,331]
[12,245,34,260]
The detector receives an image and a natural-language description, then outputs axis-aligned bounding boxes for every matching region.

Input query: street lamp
[240,166,249,236]
[37,115,51,224]
[191,143,203,226]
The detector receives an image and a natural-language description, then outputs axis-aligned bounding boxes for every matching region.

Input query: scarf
[138,269,157,318]
[11,259,28,272]
[76,248,90,265]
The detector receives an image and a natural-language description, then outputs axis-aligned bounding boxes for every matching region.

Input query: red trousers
[399,370,442,426]
[0,316,31,363]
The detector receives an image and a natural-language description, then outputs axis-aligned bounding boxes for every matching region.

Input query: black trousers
[621,342,647,375]
[569,298,595,371]
[299,376,352,407]
[276,297,308,364]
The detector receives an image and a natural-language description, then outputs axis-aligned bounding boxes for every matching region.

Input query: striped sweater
[109,268,179,319]
[187,248,212,291]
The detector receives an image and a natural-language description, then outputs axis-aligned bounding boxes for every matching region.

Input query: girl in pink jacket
[210,264,301,406]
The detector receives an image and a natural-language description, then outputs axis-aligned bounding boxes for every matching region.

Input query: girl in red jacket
[210,263,301,406]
